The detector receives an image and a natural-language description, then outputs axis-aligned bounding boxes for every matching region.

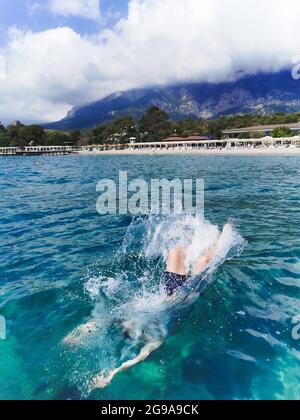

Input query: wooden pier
[0,146,76,156]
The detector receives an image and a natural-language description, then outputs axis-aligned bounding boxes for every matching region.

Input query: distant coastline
[2,143,300,157]
[77,147,300,156]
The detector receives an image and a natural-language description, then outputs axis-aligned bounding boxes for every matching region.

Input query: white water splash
[65,214,246,392]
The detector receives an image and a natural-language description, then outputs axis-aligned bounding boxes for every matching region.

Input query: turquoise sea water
[0,155,300,400]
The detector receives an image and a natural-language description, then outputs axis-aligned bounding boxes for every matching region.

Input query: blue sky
[0,0,128,45]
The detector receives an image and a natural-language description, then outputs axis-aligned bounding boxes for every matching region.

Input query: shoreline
[76,147,300,156]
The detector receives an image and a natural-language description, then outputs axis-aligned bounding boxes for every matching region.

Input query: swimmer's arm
[192,246,217,276]
[192,223,231,276]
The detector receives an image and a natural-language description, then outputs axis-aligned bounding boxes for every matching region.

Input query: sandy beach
[77,147,300,156]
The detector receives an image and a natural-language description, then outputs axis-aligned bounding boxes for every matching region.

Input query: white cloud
[49,0,100,20]
[0,54,7,80]
[1,0,300,123]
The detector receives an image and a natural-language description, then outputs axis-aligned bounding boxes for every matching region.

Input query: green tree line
[83,107,300,144]
[1,108,299,147]
[0,122,81,148]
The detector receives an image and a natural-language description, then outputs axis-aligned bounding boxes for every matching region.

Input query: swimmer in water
[90,223,232,390]
[164,223,232,296]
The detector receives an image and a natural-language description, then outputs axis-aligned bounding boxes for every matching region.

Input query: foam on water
[2,156,299,399]
[64,214,245,393]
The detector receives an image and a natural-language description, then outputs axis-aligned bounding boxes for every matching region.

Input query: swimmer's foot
[90,341,162,391]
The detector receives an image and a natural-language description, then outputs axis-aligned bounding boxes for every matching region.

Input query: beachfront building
[223,123,300,138]
[162,134,185,142]
[184,133,210,142]
[77,130,300,154]
[162,133,209,143]
[126,132,213,151]
[126,135,300,151]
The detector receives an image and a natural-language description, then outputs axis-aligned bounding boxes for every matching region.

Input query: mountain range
[44,71,300,130]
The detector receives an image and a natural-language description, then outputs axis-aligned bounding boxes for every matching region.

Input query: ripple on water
[0,155,300,400]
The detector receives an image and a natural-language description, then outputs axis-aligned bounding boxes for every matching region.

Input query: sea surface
[0,155,299,400]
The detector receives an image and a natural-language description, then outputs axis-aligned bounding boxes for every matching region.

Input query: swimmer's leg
[166,247,188,276]
[90,340,163,390]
